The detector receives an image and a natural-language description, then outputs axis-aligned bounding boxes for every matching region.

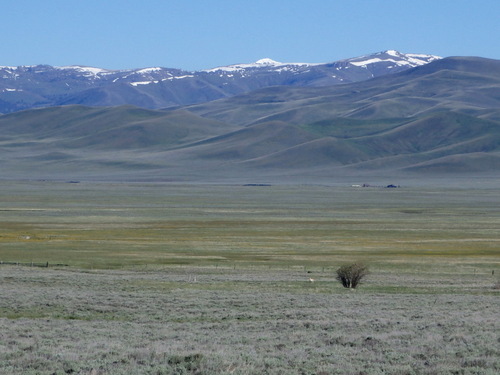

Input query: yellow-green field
[0,180,499,271]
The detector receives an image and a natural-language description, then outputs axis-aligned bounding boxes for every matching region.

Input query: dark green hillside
[298,118,404,138]
[404,152,500,173]
[0,105,163,137]
[230,113,500,171]
[0,105,237,150]
[187,121,319,161]
[352,112,500,155]
[239,137,371,169]
[0,105,240,179]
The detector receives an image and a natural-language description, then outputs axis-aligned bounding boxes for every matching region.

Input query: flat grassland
[0,181,499,374]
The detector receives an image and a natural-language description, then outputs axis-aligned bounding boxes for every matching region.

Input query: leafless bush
[336,263,369,289]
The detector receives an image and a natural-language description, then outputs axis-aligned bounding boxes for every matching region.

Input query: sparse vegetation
[0,265,498,374]
[336,262,369,288]
[0,181,499,374]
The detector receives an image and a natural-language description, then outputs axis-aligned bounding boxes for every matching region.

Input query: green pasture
[0,180,498,272]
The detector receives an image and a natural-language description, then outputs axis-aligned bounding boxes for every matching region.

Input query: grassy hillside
[0,105,238,149]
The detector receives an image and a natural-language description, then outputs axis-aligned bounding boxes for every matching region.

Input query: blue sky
[2,0,499,71]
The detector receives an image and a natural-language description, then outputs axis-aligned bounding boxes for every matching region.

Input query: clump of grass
[336,262,369,289]
[167,353,204,372]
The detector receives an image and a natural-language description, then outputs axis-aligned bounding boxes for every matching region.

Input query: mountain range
[0,50,438,114]
[1,51,499,183]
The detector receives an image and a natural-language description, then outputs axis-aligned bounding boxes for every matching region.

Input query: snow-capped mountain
[0,50,440,113]
[205,50,438,74]
[347,50,439,67]
[203,57,318,73]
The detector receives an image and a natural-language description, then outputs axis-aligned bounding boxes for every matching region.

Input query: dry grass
[0,180,499,373]
[0,265,498,374]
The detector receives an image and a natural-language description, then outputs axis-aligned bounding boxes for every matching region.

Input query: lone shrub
[336,263,369,289]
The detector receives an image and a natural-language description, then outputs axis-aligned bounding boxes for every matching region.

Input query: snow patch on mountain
[255,58,281,66]
[406,53,441,64]
[56,66,111,77]
[204,51,440,73]
[166,75,194,80]
[385,50,402,57]
[203,58,318,73]
[136,67,163,74]
[348,50,441,68]
[130,81,158,86]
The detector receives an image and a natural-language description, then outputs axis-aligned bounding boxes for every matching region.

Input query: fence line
[0,261,337,272]
[0,261,69,268]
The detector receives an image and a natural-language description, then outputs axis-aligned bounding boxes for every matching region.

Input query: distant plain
[0,180,498,373]
[1,180,499,269]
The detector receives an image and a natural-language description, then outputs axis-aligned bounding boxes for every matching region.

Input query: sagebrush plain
[0,180,498,374]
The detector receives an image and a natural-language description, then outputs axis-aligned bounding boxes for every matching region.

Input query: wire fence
[0,261,69,268]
